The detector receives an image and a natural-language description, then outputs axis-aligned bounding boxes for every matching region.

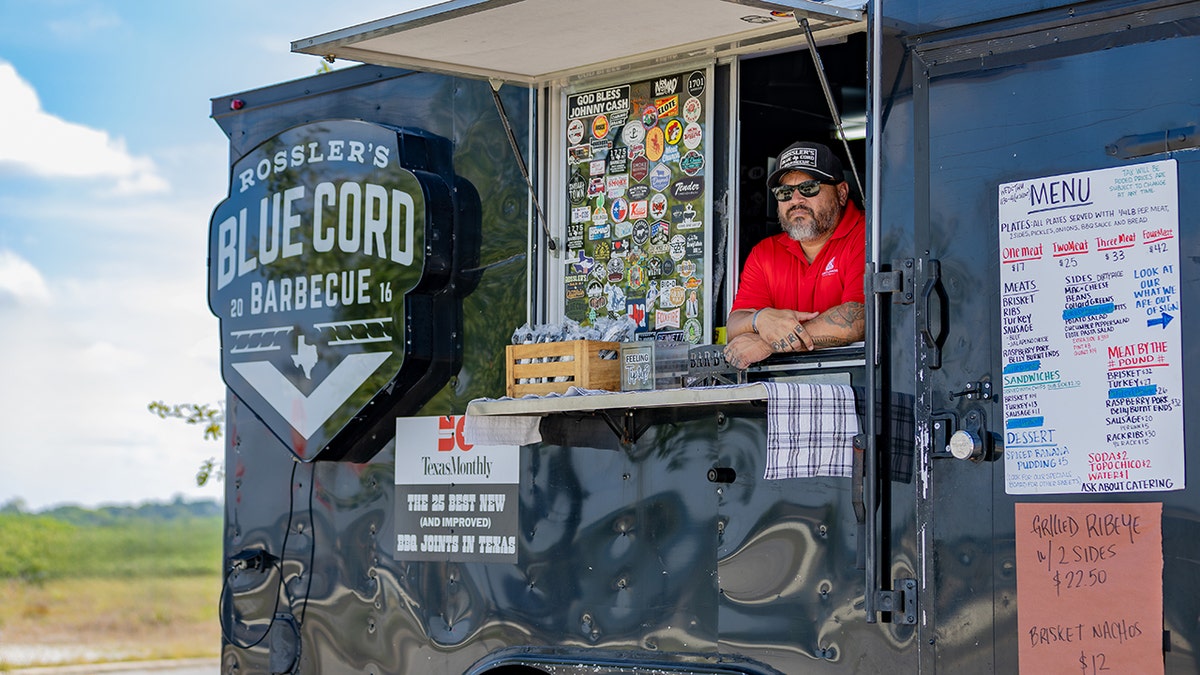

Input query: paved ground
[5,658,219,675]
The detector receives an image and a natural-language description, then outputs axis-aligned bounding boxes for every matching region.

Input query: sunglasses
[771,179,829,201]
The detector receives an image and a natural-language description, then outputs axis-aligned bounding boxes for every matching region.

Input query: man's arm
[723,305,847,369]
[801,301,865,349]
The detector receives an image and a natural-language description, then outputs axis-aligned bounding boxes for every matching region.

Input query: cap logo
[781,146,819,170]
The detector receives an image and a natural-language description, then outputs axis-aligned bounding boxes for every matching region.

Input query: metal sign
[209,120,476,462]
[393,415,519,563]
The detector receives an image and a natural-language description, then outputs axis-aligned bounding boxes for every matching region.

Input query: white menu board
[998,160,1184,495]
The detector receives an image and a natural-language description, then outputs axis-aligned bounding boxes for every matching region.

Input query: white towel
[463,414,542,446]
[763,382,859,479]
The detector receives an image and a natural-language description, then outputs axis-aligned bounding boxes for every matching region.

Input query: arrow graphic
[1147,312,1174,329]
[233,352,391,439]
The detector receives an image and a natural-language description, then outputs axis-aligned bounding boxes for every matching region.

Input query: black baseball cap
[766,141,844,188]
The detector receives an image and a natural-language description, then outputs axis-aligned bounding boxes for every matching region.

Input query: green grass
[0,501,224,669]
[0,504,223,581]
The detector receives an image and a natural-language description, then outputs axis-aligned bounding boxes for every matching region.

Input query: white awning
[293,0,865,86]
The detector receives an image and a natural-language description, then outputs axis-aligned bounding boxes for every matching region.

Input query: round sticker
[610,197,629,223]
[669,285,687,307]
[568,118,585,145]
[664,119,683,146]
[683,97,702,124]
[661,256,675,276]
[687,70,706,97]
[645,126,665,162]
[632,219,649,245]
[622,121,645,146]
[682,122,703,150]
[592,114,609,139]
[649,192,669,220]
[641,104,658,129]
[680,149,705,176]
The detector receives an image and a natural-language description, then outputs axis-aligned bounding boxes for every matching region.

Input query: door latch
[875,578,918,624]
[950,380,992,401]
[871,259,915,305]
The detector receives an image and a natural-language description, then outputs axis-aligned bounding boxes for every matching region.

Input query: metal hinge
[875,578,918,624]
[872,259,915,304]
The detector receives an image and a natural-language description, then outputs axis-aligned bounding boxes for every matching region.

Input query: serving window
[552,31,868,352]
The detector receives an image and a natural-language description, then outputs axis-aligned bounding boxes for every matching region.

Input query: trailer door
[904,2,1200,672]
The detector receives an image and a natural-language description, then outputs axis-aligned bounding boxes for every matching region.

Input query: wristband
[751,308,765,334]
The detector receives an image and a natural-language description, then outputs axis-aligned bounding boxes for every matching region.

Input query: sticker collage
[563,69,709,344]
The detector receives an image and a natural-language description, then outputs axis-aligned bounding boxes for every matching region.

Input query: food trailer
[209,0,1200,672]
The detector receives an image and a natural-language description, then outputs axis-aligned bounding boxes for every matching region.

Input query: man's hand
[753,308,820,352]
[723,332,774,370]
[724,302,865,369]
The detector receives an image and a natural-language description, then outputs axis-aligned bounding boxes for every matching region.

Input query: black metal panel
[225,388,924,673]
[897,0,1200,672]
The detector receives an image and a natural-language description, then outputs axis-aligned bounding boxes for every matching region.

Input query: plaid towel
[763,382,859,479]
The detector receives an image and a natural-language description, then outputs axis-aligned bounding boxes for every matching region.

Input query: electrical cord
[219,459,313,651]
[218,555,284,649]
[297,463,316,626]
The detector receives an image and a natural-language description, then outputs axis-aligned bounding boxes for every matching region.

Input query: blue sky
[0,0,435,510]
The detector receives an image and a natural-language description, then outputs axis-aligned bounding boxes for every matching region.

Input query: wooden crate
[505,340,621,397]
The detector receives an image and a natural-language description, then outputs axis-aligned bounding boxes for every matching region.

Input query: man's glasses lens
[772,180,823,201]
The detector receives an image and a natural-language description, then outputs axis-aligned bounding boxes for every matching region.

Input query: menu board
[1015,502,1162,675]
[562,69,711,344]
[998,160,1184,495]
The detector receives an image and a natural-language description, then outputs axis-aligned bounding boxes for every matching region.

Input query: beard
[779,199,840,243]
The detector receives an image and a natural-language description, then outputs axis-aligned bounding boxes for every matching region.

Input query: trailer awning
[292,0,865,86]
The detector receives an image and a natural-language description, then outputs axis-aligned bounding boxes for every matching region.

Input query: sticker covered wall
[563,69,711,344]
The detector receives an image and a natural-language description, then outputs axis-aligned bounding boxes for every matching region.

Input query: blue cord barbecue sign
[209,120,471,462]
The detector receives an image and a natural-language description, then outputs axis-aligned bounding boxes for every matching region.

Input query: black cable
[298,462,316,626]
[219,460,301,651]
[219,557,285,650]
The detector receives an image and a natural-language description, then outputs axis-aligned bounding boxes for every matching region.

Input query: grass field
[0,501,223,670]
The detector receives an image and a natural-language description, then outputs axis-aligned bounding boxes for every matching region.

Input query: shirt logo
[822,257,838,277]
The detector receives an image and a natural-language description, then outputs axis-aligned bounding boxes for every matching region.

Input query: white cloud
[0,61,169,195]
[0,249,52,307]
[0,262,224,511]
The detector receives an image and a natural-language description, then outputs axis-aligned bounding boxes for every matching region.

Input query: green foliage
[0,514,74,581]
[147,401,224,441]
[146,401,225,485]
[0,499,223,581]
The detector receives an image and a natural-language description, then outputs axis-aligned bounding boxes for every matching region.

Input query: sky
[0,0,437,511]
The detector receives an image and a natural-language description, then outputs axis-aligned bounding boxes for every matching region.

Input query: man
[723,141,865,369]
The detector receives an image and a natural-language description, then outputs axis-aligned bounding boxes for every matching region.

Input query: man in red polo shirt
[723,141,865,369]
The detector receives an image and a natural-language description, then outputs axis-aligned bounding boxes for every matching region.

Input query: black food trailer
[207,0,1200,672]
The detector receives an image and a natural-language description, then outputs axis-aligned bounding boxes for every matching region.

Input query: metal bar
[489,79,557,251]
[798,16,866,202]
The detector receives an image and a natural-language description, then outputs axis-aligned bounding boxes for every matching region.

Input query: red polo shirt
[731,201,865,314]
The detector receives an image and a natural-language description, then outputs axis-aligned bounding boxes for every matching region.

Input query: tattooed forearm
[826,302,865,329]
[804,302,866,347]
